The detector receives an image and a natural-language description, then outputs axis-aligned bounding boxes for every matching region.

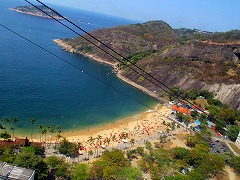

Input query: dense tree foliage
[89,148,142,179]
[45,155,71,179]
[0,146,15,163]
[58,138,78,157]
[14,146,48,179]
[71,163,89,180]
[229,156,240,174]
[0,132,11,141]
[135,133,227,180]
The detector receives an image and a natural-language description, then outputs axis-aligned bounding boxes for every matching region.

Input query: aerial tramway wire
[31,1,239,138]
[0,22,180,139]
[0,23,157,114]
[24,0,210,117]
[0,0,236,142]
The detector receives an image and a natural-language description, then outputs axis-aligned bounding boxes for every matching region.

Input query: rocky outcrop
[54,39,76,53]
[54,20,240,109]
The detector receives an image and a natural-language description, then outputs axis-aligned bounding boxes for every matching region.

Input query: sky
[41,0,240,32]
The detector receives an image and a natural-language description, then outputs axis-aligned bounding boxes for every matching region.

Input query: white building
[236,131,240,148]
[0,162,35,180]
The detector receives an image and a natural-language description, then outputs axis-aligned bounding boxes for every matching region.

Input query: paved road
[209,138,230,154]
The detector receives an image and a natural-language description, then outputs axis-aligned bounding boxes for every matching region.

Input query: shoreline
[47,39,171,143]
[18,103,161,140]
[11,39,172,144]
[13,40,188,150]
[27,103,173,144]
[53,39,164,102]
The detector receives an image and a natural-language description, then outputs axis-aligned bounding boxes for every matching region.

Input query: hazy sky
[41,0,239,32]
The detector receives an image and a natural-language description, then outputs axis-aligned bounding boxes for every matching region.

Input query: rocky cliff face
[56,20,240,109]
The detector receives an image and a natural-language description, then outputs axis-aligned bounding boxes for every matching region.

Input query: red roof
[30,142,43,147]
[172,105,191,115]
[0,138,42,148]
[15,138,28,146]
[0,141,15,148]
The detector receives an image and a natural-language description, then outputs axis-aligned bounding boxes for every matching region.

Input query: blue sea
[0,0,157,136]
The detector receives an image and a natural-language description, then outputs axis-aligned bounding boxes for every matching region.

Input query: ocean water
[0,0,157,135]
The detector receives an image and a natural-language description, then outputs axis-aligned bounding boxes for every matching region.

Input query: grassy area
[228,142,240,155]
[192,98,209,108]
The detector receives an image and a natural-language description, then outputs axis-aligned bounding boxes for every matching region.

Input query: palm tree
[10,127,15,141]
[185,135,196,148]
[30,118,36,142]
[12,117,18,140]
[105,137,111,148]
[56,125,63,142]
[87,136,95,157]
[0,124,5,131]
[47,125,51,143]
[39,125,47,142]
[96,135,102,157]
[49,126,55,144]
[87,136,95,146]
[43,127,47,143]
[159,135,167,148]
[88,150,93,163]
[39,125,44,142]
[130,138,135,148]
[77,141,83,150]
[55,134,62,143]
[3,118,10,133]
[111,134,117,148]
[119,132,128,143]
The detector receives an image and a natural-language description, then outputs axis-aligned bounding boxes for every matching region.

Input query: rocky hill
[54,20,240,109]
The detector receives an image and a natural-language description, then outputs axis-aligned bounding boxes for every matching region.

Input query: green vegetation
[71,163,89,180]
[136,134,226,179]
[0,89,239,180]
[62,20,240,89]
[229,156,240,174]
[119,50,157,68]
[211,30,240,42]
[58,138,78,157]
[89,149,142,180]
[168,87,240,142]
[0,131,239,179]
[0,146,48,179]
[0,132,11,141]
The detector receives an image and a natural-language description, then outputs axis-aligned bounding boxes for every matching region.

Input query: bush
[58,138,78,157]
[136,147,144,156]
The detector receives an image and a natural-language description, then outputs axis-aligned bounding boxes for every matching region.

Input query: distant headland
[10,5,64,20]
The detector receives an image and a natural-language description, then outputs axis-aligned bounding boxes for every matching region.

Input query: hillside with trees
[56,20,240,109]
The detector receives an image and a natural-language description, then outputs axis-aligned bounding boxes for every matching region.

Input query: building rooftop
[0,162,35,180]
[0,138,43,148]
[172,104,191,115]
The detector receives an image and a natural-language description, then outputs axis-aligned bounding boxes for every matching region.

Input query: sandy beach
[22,39,191,151]
[64,104,171,142]
[29,103,190,154]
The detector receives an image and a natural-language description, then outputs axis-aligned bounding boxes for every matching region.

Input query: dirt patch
[211,166,240,180]
[176,133,187,142]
